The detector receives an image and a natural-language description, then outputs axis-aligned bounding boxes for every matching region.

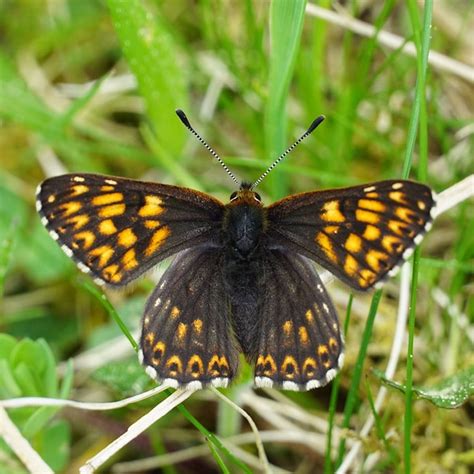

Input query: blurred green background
[0,1,472,473]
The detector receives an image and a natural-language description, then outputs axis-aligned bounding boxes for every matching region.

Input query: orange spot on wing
[321,200,345,222]
[366,250,388,272]
[61,201,82,216]
[139,195,165,217]
[345,233,363,253]
[192,319,203,334]
[281,355,299,378]
[99,204,125,218]
[298,326,309,345]
[282,320,293,336]
[177,322,187,342]
[102,264,122,283]
[170,306,180,318]
[67,214,89,230]
[144,220,161,229]
[344,254,359,277]
[359,269,377,288]
[358,199,386,212]
[122,248,138,270]
[303,357,317,376]
[99,219,117,235]
[166,355,183,376]
[145,226,171,256]
[71,185,89,196]
[88,245,114,268]
[117,228,137,247]
[74,231,95,249]
[256,354,277,377]
[389,191,406,203]
[395,207,414,222]
[356,209,380,224]
[187,355,204,377]
[316,232,338,263]
[92,193,123,206]
[382,235,403,253]
[363,224,380,240]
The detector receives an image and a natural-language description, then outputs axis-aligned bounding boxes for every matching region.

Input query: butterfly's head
[229,182,262,205]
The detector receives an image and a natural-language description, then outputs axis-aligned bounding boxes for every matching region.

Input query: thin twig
[305,4,474,82]
[210,387,270,473]
[0,407,53,474]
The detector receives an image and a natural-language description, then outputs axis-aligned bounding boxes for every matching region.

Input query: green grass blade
[107,0,188,157]
[403,1,433,471]
[324,293,353,474]
[336,289,382,466]
[264,0,307,197]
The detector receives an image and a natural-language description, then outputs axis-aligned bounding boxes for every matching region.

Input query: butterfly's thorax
[222,186,267,356]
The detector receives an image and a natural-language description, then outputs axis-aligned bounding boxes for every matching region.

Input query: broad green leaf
[374,367,474,409]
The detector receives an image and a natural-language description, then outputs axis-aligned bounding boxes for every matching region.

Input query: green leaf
[107,0,188,156]
[0,360,22,398]
[374,366,474,409]
[36,420,71,472]
[0,334,17,359]
[265,0,307,196]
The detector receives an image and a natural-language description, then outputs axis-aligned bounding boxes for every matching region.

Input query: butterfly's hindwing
[253,249,344,391]
[36,174,224,286]
[267,180,436,290]
[139,248,240,389]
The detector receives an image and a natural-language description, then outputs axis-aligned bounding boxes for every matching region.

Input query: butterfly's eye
[230,191,238,200]
[254,192,262,202]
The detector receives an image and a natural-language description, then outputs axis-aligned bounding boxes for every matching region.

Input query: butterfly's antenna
[176,109,239,186]
[251,115,325,189]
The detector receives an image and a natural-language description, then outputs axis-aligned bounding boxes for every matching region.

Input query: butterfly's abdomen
[223,201,266,357]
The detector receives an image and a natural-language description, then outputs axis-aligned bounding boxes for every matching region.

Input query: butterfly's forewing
[139,248,239,389]
[36,174,224,286]
[253,249,343,390]
[267,180,436,290]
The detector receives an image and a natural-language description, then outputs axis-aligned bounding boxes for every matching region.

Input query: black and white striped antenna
[176,109,239,186]
[251,115,325,189]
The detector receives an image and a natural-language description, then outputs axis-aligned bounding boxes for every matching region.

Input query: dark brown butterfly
[36,111,436,391]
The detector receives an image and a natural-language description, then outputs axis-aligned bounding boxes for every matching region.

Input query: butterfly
[36,111,436,391]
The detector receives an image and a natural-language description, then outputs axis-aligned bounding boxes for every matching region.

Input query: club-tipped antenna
[252,115,325,189]
[176,109,239,186]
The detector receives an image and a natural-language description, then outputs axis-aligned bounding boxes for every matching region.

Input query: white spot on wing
[185,381,202,391]
[145,366,158,380]
[36,200,42,212]
[363,185,376,192]
[337,352,345,368]
[163,378,179,389]
[325,368,337,383]
[62,245,73,257]
[154,297,162,308]
[392,182,403,190]
[323,303,329,313]
[77,262,91,274]
[73,176,85,182]
[105,179,118,185]
[211,378,229,388]
[94,277,106,286]
[49,230,59,241]
[305,379,322,390]
[137,350,144,364]
[282,381,299,391]
[254,376,274,388]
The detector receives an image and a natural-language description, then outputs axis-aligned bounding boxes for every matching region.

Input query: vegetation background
[0,0,472,473]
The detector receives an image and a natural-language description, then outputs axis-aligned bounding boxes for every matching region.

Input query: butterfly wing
[267,180,436,290]
[139,247,239,389]
[253,249,343,390]
[36,173,224,286]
